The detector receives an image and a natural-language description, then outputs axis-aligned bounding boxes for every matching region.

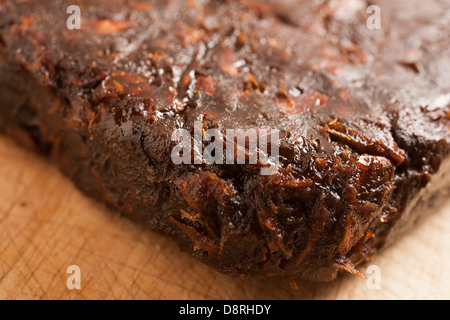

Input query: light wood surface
[0,135,449,300]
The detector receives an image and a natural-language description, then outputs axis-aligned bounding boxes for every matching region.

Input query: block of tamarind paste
[0,0,449,281]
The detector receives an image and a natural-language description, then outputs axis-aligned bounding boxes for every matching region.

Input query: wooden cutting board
[0,135,449,300]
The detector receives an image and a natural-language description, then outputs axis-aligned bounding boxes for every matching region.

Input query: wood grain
[0,135,449,300]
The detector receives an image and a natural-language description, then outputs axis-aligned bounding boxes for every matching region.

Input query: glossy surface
[0,0,449,281]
